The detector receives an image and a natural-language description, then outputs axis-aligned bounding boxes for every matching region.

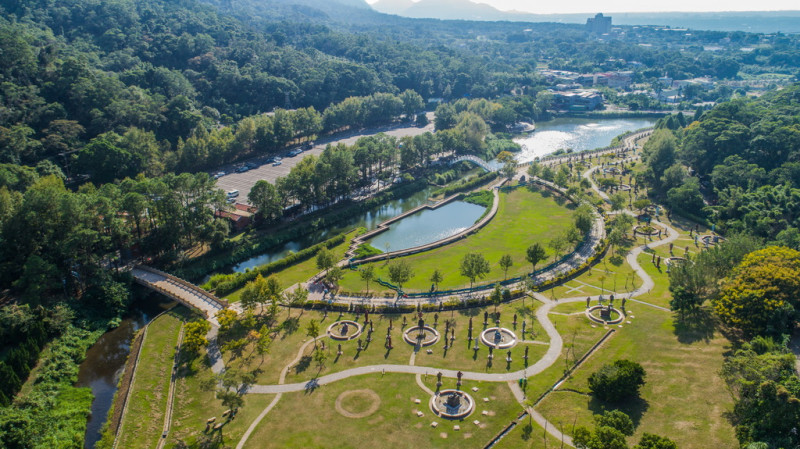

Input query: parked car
[235,166,248,173]
[272,160,282,166]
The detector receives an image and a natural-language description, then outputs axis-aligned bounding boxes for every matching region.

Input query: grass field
[227,301,553,386]
[337,187,576,294]
[242,373,522,449]
[533,252,736,449]
[116,309,184,449]
[167,348,276,448]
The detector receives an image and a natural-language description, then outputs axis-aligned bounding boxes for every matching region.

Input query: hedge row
[433,171,498,197]
[208,233,347,297]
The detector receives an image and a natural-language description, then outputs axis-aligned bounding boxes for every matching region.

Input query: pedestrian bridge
[131,265,230,324]
[449,155,496,172]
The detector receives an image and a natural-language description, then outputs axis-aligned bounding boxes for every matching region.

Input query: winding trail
[224,131,675,448]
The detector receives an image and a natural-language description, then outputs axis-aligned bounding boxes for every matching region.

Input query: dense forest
[635,85,800,448]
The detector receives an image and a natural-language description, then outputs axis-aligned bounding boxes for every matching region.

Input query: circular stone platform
[700,235,725,246]
[430,390,475,420]
[327,320,363,341]
[633,225,660,236]
[480,327,518,349]
[335,389,381,418]
[585,305,625,325]
[402,325,440,347]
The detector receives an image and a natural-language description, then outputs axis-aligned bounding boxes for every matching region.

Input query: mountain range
[369,0,800,33]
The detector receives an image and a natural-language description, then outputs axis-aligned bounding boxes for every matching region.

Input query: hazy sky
[366,0,800,14]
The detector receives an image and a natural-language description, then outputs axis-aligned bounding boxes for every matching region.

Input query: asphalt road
[215,114,435,203]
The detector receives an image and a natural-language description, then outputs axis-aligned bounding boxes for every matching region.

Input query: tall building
[586,13,612,34]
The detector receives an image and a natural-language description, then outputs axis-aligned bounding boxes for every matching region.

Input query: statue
[586,296,591,308]
[446,393,461,408]
[337,343,342,355]
[434,313,439,324]
[418,317,424,329]
[513,313,517,325]
[340,322,349,336]
[484,311,488,323]
[357,339,363,351]
[364,311,369,323]
[609,294,614,306]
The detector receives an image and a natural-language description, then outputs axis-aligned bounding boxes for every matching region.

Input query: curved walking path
[223,132,673,447]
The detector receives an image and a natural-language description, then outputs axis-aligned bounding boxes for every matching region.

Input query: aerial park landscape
[2,0,800,448]
[105,126,734,449]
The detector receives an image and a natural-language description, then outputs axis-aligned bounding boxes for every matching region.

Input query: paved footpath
[220,136,679,448]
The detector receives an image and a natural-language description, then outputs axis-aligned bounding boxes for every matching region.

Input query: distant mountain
[371,0,532,21]
[370,0,414,15]
[367,2,800,33]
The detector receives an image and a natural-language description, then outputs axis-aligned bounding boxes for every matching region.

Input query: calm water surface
[514,117,656,163]
[367,201,485,252]
[77,297,174,449]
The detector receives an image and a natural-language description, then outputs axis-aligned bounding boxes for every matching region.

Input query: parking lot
[215,114,434,204]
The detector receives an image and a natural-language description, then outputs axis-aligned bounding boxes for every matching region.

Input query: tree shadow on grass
[608,255,624,266]
[673,307,716,344]
[281,317,300,336]
[588,395,650,428]
[294,355,311,375]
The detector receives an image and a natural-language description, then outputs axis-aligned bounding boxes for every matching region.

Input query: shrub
[353,243,382,259]
[463,190,493,207]
[588,359,646,402]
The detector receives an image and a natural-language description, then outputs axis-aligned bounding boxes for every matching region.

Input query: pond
[513,117,657,163]
[367,200,486,253]
[228,185,437,273]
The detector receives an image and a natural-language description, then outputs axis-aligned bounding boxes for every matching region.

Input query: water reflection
[368,201,485,252]
[514,117,656,163]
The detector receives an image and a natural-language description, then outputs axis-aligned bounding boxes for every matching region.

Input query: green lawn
[227,302,552,386]
[166,348,276,448]
[116,309,184,449]
[242,373,522,449]
[533,250,736,449]
[338,187,576,294]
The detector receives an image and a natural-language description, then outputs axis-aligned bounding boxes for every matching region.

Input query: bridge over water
[449,155,496,172]
[131,265,232,325]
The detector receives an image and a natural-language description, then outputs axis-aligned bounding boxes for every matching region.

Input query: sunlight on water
[514,117,656,163]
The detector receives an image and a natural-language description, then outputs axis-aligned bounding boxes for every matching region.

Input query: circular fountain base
[327,320,363,341]
[430,389,475,420]
[402,325,440,347]
[480,327,518,349]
